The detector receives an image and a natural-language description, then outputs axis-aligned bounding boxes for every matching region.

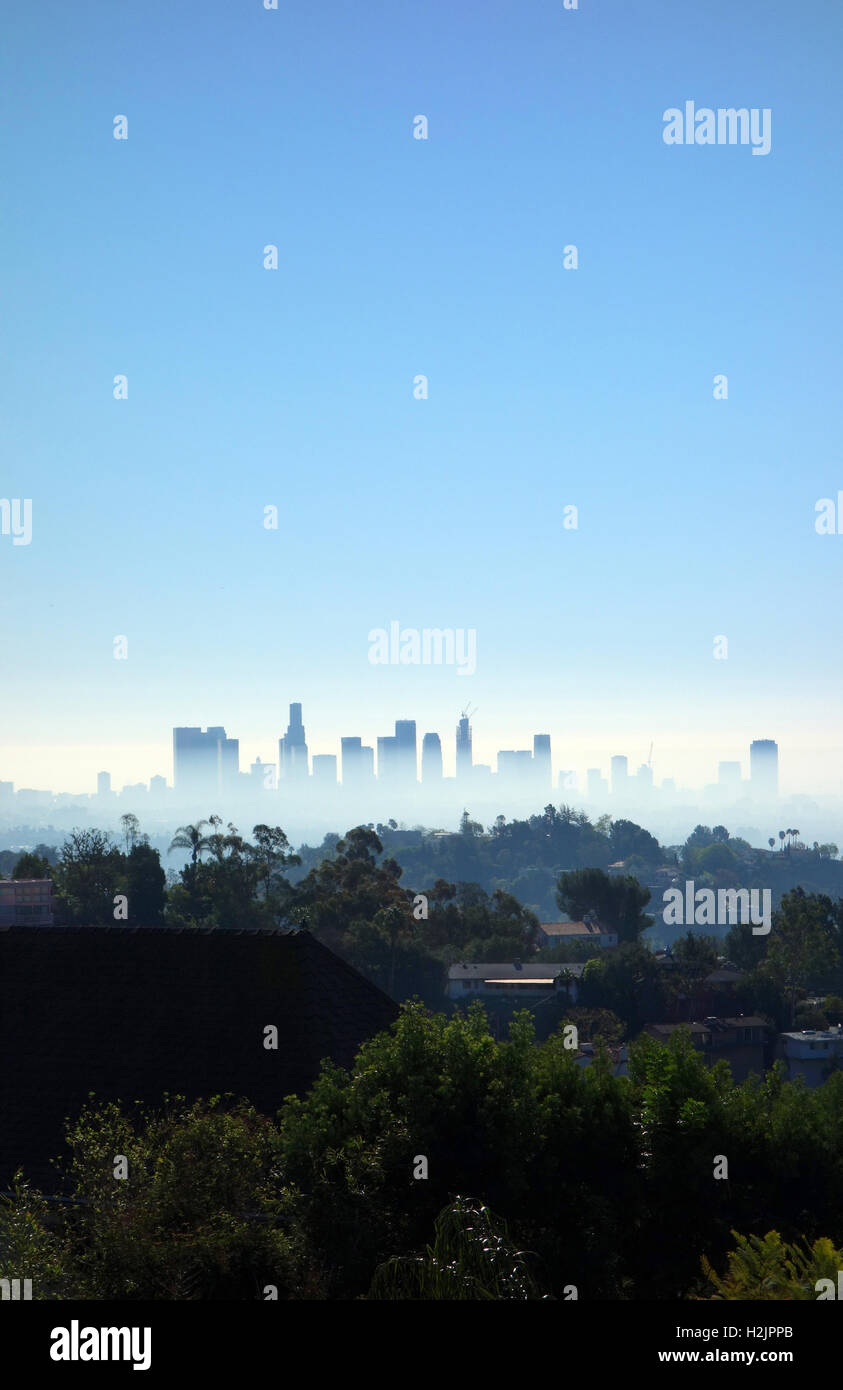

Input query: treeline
[3,1007,843,1300]
[8,816,843,1029]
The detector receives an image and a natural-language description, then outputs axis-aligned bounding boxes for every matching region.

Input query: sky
[1,0,842,797]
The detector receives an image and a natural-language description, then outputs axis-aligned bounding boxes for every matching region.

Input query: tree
[762,888,840,1026]
[12,851,51,879]
[556,868,651,944]
[368,1197,548,1299]
[168,821,211,869]
[120,813,141,854]
[124,841,167,926]
[701,1230,843,1300]
[54,829,123,925]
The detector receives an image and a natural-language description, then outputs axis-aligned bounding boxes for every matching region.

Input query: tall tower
[750,739,778,801]
[279,703,309,781]
[533,734,552,789]
[394,720,418,783]
[456,708,474,780]
[421,732,443,782]
[610,755,628,797]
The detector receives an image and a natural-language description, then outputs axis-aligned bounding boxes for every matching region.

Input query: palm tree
[768,838,776,853]
[168,821,211,868]
[779,830,786,851]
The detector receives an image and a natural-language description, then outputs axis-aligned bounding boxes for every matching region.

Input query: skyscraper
[278,703,308,781]
[311,754,338,784]
[533,734,552,788]
[456,713,473,780]
[421,732,443,782]
[610,755,628,797]
[341,736,374,785]
[173,727,239,799]
[750,739,778,801]
[96,771,111,798]
[394,720,418,784]
[377,735,398,782]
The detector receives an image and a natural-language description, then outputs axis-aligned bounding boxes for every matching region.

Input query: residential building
[643,1015,769,1082]
[0,879,53,927]
[447,961,583,1004]
[536,920,618,949]
[776,1027,843,1088]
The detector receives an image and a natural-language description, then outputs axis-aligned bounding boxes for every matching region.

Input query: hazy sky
[2,0,842,796]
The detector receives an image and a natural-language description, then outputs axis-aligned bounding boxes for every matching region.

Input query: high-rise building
[750,739,779,800]
[96,771,112,798]
[312,754,337,784]
[610,755,628,797]
[341,736,374,785]
[278,704,308,781]
[421,732,443,782]
[377,735,399,782]
[533,734,552,788]
[456,714,473,780]
[173,727,240,799]
[394,720,417,783]
[497,750,532,777]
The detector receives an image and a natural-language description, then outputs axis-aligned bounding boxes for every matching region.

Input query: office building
[278,704,309,781]
[173,726,240,799]
[421,732,443,782]
[312,754,338,784]
[456,713,473,780]
[394,720,418,783]
[533,734,552,788]
[341,737,374,785]
[750,739,779,801]
[610,756,628,797]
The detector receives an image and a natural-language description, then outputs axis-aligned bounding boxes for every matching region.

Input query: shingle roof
[0,926,398,1193]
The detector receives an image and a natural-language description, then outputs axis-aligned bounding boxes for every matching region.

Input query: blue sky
[1,0,841,794]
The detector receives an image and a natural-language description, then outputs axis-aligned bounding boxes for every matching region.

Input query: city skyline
[0,704,795,805]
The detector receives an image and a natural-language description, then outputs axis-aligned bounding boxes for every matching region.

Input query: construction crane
[461,704,478,722]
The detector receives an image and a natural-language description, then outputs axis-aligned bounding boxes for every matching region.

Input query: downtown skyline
[0,703,792,807]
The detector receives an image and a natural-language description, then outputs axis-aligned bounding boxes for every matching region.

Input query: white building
[776,1027,843,1088]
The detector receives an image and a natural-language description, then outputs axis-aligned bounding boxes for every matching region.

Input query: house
[643,1015,769,1082]
[0,926,398,1192]
[0,878,53,926]
[536,920,617,950]
[447,961,585,1004]
[776,1027,843,1089]
[574,1042,629,1078]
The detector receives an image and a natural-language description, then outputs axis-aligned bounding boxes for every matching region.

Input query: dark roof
[0,926,398,1192]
